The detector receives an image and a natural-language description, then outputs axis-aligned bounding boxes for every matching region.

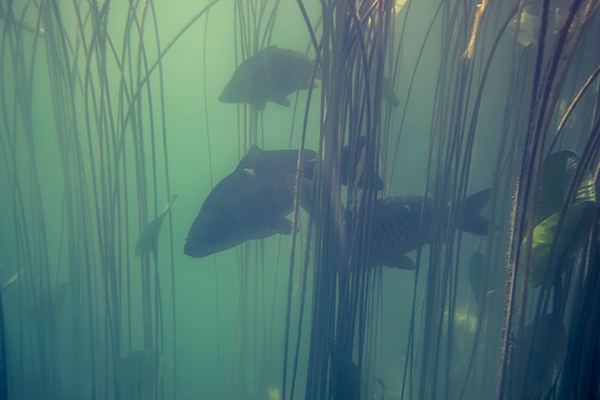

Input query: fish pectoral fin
[253,101,266,111]
[273,218,293,235]
[383,255,417,270]
[246,230,277,240]
[272,95,291,107]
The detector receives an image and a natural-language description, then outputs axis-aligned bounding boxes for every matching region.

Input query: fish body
[218,46,318,110]
[368,189,494,269]
[289,176,493,270]
[184,145,316,258]
[330,344,361,400]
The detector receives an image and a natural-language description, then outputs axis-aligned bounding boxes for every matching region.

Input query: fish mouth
[217,92,235,104]
[183,241,206,258]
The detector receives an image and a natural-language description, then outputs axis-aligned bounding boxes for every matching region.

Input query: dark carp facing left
[218,45,319,111]
[184,145,316,258]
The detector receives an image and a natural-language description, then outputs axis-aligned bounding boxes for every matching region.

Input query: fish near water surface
[218,45,319,111]
[184,145,316,258]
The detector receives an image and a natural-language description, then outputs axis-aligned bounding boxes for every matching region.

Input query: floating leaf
[537,150,595,225]
[134,194,178,258]
[116,350,165,400]
[467,252,485,302]
[514,314,567,399]
[526,201,598,287]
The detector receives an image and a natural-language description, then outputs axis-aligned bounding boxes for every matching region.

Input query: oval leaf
[537,150,595,225]
[527,201,598,287]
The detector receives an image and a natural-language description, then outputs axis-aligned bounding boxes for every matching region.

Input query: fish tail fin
[461,188,496,235]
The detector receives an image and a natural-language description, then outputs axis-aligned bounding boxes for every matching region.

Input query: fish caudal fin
[461,188,496,235]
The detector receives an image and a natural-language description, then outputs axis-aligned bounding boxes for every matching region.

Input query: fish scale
[373,196,432,251]
[218,45,317,110]
[364,191,492,269]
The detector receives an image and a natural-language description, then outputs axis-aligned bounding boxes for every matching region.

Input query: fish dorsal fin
[256,45,279,57]
[262,45,310,62]
[237,145,263,170]
[260,149,317,170]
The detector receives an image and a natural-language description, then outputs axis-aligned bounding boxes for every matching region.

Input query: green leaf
[537,150,595,225]
[134,194,178,258]
[527,201,598,287]
[116,350,165,400]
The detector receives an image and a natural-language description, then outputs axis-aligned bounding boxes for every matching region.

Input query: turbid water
[1,0,600,399]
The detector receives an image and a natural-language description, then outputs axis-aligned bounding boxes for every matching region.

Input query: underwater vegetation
[135,194,178,259]
[116,349,166,400]
[512,313,568,400]
[2,0,600,399]
[523,149,597,287]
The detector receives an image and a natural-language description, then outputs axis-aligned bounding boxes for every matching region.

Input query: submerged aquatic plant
[135,194,178,258]
[524,149,598,287]
[116,349,166,400]
[2,0,600,399]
